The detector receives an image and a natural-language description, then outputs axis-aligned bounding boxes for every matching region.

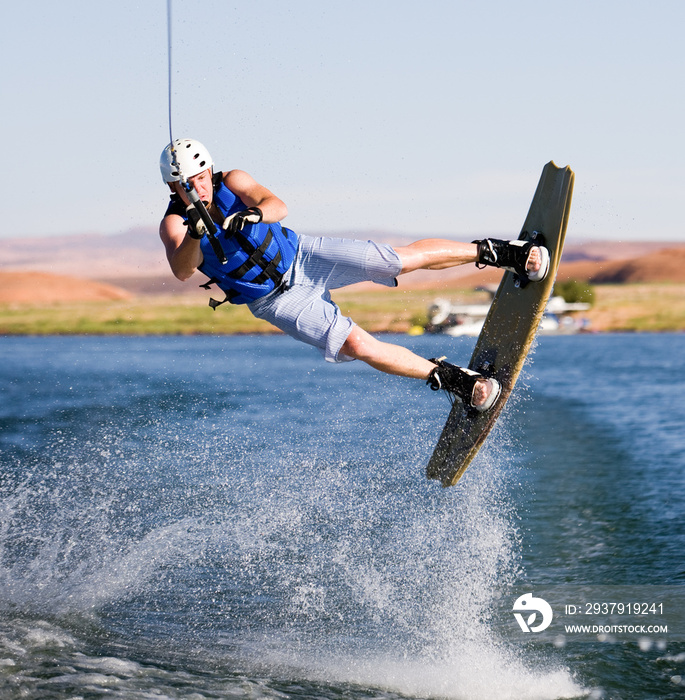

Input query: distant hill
[0,227,168,280]
[0,271,132,304]
[558,247,685,283]
[1,227,684,303]
[395,241,685,290]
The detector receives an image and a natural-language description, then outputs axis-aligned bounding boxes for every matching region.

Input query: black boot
[427,358,501,412]
[473,236,550,283]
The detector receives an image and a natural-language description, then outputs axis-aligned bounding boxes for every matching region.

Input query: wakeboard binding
[427,358,501,413]
[473,233,550,288]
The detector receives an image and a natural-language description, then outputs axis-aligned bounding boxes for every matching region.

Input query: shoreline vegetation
[1,282,684,335]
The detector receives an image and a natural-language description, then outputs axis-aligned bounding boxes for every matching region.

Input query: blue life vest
[164,172,298,306]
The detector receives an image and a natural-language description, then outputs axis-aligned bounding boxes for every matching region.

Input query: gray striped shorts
[248,234,402,362]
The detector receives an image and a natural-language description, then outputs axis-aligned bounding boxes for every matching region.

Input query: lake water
[0,333,683,699]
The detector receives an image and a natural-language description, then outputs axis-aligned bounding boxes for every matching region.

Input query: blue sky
[3,0,683,242]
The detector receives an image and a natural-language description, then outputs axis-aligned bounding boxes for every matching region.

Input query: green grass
[1,284,684,336]
[584,283,685,332]
[0,298,275,336]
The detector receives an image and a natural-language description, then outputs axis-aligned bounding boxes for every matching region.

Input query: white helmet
[160,138,213,182]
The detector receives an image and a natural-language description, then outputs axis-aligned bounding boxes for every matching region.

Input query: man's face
[169,168,214,206]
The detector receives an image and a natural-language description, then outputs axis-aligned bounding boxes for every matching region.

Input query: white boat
[426,293,591,337]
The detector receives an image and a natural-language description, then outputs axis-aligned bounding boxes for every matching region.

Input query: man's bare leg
[340,326,493,407]
[393,238,542,275]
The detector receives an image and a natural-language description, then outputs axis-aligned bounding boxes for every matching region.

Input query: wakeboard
[426,161,575,487]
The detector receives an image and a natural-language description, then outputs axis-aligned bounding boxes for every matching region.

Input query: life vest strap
[204,271,287,310]
[200,232,287,310]
[208,293,237,310]
[228,227,275,280]
[202,225,286,309]
[249,252,282,286]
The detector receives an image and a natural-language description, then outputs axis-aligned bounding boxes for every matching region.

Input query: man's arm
[224,170,288,224]
[159,214,204,281]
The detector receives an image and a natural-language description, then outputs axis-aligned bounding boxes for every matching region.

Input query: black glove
[185,204,209,240]
[222,207,263,236]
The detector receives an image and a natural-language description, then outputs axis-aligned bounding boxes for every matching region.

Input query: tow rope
[166,0,227,264]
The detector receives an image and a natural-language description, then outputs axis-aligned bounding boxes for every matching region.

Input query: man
[159,138,548,412]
